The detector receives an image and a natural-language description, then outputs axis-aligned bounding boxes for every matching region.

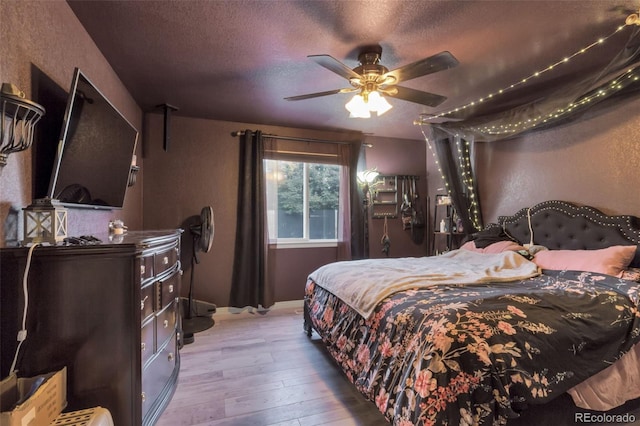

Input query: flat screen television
[47,68,138,209]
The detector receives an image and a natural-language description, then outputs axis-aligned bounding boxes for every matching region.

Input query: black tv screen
[47,68,138,209]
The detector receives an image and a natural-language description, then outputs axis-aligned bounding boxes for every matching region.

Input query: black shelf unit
[431,195,465,255]
[371,175,398,219]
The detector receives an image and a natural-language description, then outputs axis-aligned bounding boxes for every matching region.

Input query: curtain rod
[231,130,371,147]
[265,149,337,158]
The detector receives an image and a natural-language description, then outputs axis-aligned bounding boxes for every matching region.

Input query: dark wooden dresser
[0,230,183,426]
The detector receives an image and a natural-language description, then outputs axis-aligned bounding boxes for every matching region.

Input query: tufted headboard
[493,200,640,267]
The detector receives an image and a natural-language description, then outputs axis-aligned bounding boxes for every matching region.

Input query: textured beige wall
[475,95,640,223]
[0,1,143,246]
[361,136,429,258]
[139,99,640,306]
[142,113,363,305]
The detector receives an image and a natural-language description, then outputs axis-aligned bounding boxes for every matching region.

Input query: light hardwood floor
[156,307,389,426]
[157,307,640,426]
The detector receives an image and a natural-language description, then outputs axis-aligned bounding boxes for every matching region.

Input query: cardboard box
[0,367,67,426]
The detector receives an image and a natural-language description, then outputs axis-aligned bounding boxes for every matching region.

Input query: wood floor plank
[159,307,640,426]
[156,307,389,426]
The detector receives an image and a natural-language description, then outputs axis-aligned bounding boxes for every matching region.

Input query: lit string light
[419,126,483,231]
[455,136,482,230]
[417,23,634,131]
[417,20,638,230]
[471,67,638,135]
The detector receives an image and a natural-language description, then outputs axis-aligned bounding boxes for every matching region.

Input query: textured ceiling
[68,0,639,140]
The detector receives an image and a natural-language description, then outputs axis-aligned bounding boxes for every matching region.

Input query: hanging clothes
[410,176,425,245]
[400,177,413,231]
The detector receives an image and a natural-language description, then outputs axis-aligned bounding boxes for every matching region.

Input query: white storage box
[50,407,113,426]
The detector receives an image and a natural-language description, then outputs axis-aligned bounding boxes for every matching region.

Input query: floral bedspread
[305,270,640,425]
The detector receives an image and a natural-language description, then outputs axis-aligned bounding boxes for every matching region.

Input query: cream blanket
[308,249,540,319]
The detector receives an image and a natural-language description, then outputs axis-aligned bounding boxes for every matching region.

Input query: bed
[303,200,640,425]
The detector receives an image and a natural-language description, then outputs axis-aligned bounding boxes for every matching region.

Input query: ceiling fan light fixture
[345,91,392,118]
[368,91,393,115]
[345,94,371,118]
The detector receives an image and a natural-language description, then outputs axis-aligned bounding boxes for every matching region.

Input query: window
[265,159,341,246]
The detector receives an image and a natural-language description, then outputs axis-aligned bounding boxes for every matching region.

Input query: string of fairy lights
[471,66,638,136]
[455,136,481,230]
[417,21,638,132]
[418,18,639,231]
[420,126,483,231]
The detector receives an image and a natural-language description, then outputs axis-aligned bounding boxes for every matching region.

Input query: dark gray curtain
[432,136,482,235]
[350,142,366,259]
[229,130,273,309]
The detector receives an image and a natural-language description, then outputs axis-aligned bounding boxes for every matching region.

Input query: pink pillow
[460,241,482,252]
[460,240,525,253]
[533,245,636,277]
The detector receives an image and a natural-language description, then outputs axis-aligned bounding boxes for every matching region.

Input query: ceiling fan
[285,45,459,115]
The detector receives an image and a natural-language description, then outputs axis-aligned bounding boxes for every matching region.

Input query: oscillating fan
[182,206,215,345]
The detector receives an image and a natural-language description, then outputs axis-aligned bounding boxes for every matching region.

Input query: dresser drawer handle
[168,284,174,294]
[163,319,169,328]
[168,352,174,362]
[163,256,169,265]
[140,265,146,275]
[141,296,149,311]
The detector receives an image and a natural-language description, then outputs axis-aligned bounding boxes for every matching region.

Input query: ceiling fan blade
[381,51,459,84]
[284,88,355,101]
[309,54,363,80]
[387,85,447,107]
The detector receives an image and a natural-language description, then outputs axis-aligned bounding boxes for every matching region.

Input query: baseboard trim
[215,299,304,316]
